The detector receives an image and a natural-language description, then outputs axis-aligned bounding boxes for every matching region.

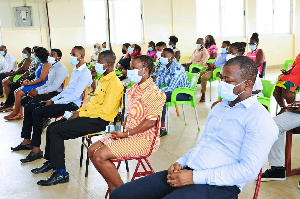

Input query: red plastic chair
[253,168,262,199]
[105,116,161,198]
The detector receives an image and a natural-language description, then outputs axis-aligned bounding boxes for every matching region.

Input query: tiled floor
[0,66,299,198]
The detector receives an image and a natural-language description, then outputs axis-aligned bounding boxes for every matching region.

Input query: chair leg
[167,107,169,134]
[194,107,200,131]
[131,159,142,181]
[125,160,129,172]
[285,130,292,176]
[175,105,180,116]
[182,104,187,125]
[80,137,85,167]
[85,136,91,177]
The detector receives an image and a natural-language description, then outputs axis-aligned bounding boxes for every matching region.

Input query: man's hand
[22,79,30,86]
[29,89,38,98]
[281,69,291,75]
[68,111,79,120]
[121,69,127,75]
[42,100,53,106]
[168,162,182,175]
[167,169,194,187]
[111,131,127,139]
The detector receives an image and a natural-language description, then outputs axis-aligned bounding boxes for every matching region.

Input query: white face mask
[217,80,246,102]
[48,56,56,64]
[95,63,107,75]
[21,53,28,59]
[127,68,144,83]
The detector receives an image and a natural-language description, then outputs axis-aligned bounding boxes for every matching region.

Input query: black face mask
[122,49,127,54]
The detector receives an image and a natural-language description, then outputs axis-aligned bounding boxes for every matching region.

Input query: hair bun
[251,32,259,39]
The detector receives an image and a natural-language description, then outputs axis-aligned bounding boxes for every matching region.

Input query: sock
[56,168,67,175]
[161,122,165,128]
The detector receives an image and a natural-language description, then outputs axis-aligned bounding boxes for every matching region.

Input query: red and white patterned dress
[100,78,166,158]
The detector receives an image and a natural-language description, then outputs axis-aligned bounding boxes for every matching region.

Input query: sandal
[0,106,13,112]
[6,114,23,121]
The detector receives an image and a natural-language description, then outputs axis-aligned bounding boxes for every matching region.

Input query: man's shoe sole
[261,177,286,182]
[38,178,69,186]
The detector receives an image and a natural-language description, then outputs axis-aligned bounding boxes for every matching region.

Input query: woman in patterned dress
[88,55,166,193]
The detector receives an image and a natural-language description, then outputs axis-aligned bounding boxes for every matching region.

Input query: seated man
[33,50,124,186]
[199,40,230,102]
[182,38,209,72]
[151,41,167,80]
[88,55,166,194]
[11,46,91,158]
[0,45,17,98]
[154,48,191,137]
[261,103,300,181]
[110,56,279,199]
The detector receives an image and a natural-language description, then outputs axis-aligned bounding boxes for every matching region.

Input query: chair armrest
[213,68,222,79]
[207,59,215,63]
[171,87,195,102]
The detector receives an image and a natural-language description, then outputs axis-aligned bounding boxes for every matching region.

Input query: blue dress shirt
[155,58,190,92]
[176,96,278,190]
[51,63,92,108]
[212,53,227,68]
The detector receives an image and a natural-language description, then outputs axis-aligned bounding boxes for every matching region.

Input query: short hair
[162,48,174,55]
[123,43,131,48]
[224,56,258,84]
[99,50,116,64]
[156,41,166,47]
[169,35,178,44]
[24,47,31,54]
[134,44,141,51]
[32,46,39,53]
[133,55,154,75]
[73,46,85,56]
[51,49,62,57]
[0,45,6,50]
[148,41,155,47]
[250,32,259,43]
[35,47,49,63]
[223,41,231,47]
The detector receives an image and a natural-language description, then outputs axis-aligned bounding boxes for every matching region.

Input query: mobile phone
[289,106,299,111]
[106,125,123,133]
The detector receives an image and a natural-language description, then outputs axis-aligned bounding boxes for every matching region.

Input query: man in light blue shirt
[110,56,279,199]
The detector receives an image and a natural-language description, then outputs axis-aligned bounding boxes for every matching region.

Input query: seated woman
[205,35,218,59]
[168,35,180,61]
[88,55,166,193]
[116,43,131,68]
[89,43,102,96]
[4,47,50,120]
[274,53,300,114]
[246,32,265,76]
[147,41,157,62]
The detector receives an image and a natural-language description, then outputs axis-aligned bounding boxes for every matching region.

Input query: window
[256,0,291,34]
[196,0,244,38]
[83,0,144,46]
[0,24,2,46]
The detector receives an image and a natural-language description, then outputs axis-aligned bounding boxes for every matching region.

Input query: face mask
[221,48,227,54]
[168,45,173,49]
[128,47,134,54]
[95,63,106,75]
[160,57,170,66]
[226,54,236,61]
[127,69,144,84]
[102,48,107,52]
[122,49,127,54]
[196,44,202,50]
[217,80,246,102]
[31,53,35,59]
[21,53,28,59]
[0,51,5,56]
[148,47,153,51]
[35,57,41,63]
[156,51,162,58]
[48,56,56,64]
[70,56,79,66]
[94,48,99,52]
[63,111,73,120]
[249,44,257,52]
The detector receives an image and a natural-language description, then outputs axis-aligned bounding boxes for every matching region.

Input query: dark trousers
[0,73,8,95]
[110,170,240,199]
[5,81,21,106]
[21,102,78,147]
[21,91,59,107]
[161,92,190,123]
[44,117,109,169]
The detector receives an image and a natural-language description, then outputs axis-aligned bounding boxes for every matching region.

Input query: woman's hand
[111,131,127,139]
[22,79,30,86]
[68,111,79,120]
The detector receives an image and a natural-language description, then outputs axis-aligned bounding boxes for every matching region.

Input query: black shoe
[160,128,168,137]
[11,143,33,151]
[31,161,54,174]
[20,151,43,163]
[261,166,286,181]
[42,118,51,131]
[37,172,69,186]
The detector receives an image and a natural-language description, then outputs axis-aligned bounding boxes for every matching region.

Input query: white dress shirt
[0,53,16,73]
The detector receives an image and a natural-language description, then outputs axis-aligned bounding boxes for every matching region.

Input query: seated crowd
[0,31,299,198]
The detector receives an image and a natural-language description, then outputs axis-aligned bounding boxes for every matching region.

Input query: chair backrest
[261,79,277,98]
[61,77,68,90]
[186,72,200,90]
[259,61,267,78]
[80,87,89,108]
[253,169,262,199]
[145,116,160,158]
[283,59,295,70]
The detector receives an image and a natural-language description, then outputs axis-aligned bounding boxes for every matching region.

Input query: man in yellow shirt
[33,50,124,186]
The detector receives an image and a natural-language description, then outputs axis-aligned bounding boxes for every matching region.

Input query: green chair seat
[13,74,22,82]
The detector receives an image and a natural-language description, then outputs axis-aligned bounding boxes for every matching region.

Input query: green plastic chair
[207,67,222,101]
[207,59,215,64]
[189,64,205,73]
[13,74,22,82]
[283,59,295,70]
[166,72,201,134]
[257,79,277,112]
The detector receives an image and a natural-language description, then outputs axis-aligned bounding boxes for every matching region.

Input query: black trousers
[21,102,78,147]
[21,91,59,107]
[110,170,240,199]
[4,81,21,106]
[44,117,109,169]
[0,73,8,95]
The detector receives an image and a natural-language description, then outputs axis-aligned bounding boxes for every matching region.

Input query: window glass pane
[274,0,291,34]
[196,0,220,38]
[256,0,273,34]
[110,0,143,44]
[221,0,244,37]
[83,0,107,45]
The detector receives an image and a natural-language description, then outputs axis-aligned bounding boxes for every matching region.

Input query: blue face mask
[70,56,79,66]
[95,63,106,75]
[148,47,153,51]
[22,53,28,59]
[249,45,257,52]
[63,111,73,120]
[127,69,143,84]
[35,57,41,63]
[217,80,246,102]
[196,44,202,50]
[102,48,107,52]
[128,47,134,54]
[168,45,173,49]
[31,53,35,59]
[0,51,5,56]
[94,48,99,52]
[160,57,169,66]
[221,48,227,54]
